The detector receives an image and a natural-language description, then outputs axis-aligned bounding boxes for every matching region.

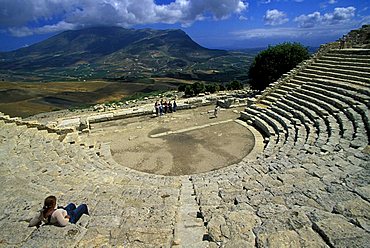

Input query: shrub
[184,85,195,96]
[226,80,243,90]
[192,82,206,95]
[205,83,220,93]
[178,84,186,92]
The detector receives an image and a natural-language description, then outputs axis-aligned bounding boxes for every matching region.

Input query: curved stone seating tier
[262,74,369,149]
[301,68,370,85]
[250,108,288,156]
[240,108,282,154]
[300,82,370,145]
[275,99,319,147]
[270,103,313,147]
[309,78,370,106]
[286,96,330,148]
[307,64,370,81]
[0,119,193,247]
[319,55,370,65]
[263,108,305,157]
[325,48,370,56]
[313,60,370,73]
[298,69,369,87]
[317,55,370,65]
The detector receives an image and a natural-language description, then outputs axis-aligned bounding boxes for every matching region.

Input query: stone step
[315,59,370,71]
[327,48,370,56]
[319,54,370,65]
[252,106,286,149]
[241,109,276,139]
[302,68,370,84]
[304,81,369,142]
[307,80,370,105]
[173,177,208,248]
[269,104,310,146]
[307,64,370,79]
[282,95,327,146]
[291,90,347,148]
[298,71,369,88]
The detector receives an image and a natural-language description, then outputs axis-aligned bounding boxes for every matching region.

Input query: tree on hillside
[192,82,206,95]
[205,83,220,93]
[184,85,195,96]
[226,80,243,90]
[248,42,309,91]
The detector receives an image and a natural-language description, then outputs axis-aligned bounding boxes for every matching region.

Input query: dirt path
[87,105,255,176]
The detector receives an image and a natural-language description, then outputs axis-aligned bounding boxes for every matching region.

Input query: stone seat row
[263,78,368,135]
[320,54,370,65]
[0,118,185,247]
[274,77,369,143]
[1,119,182,186]
[301,67,369,86]
[240,49,369,159]
[246,89,367,156]
[312,60,370,73]
[0,120,128,175]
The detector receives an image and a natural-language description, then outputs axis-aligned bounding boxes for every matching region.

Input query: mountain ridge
[0,27,226,69]
[0,26,251,83]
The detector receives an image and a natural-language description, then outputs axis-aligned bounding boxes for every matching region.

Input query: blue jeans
[64,203,89,224]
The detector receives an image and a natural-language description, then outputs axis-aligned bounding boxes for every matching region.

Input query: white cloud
[233,27,303,39]
[259,0,305,3]
[0,0,248,36]
[232,23,355,40]
[328,0,337,4]
[324,7,356,24]
[239,15,248,21]
[294,11,322,28]
[264,9,289,25]
[294,7,356,28]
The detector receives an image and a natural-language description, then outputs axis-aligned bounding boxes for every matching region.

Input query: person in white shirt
[29,195,89,227]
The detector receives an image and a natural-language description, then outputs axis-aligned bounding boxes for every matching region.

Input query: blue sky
[0,0,368,51]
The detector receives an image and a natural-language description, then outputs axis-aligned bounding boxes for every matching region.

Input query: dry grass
[0,80,178,117]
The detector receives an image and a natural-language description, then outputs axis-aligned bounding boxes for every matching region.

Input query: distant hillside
[0,27,225,69]
[0,27,254,82]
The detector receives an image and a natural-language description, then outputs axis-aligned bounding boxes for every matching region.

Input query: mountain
[0,27,223,69]
[0,27,252,82]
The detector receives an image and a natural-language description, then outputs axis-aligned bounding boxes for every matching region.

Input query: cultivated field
[0,80,177,117]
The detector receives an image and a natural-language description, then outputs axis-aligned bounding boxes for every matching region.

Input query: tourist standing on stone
[173,100,177,112]
[168,101,173,113]
[154,101,159,116]
[214,105,220,118]
[29,195,89,228]
[164,100,168,114]
[159,100,164,116]
[339,36,345,49]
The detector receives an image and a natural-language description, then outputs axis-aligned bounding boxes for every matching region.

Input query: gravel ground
[84,105,255,175]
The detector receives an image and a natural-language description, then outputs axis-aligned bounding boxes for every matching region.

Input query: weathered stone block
[312,215,370,248]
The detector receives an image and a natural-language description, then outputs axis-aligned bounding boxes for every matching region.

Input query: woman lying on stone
[29,195,89,227]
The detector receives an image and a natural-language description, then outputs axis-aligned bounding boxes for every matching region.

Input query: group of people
[154,99,177,116]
